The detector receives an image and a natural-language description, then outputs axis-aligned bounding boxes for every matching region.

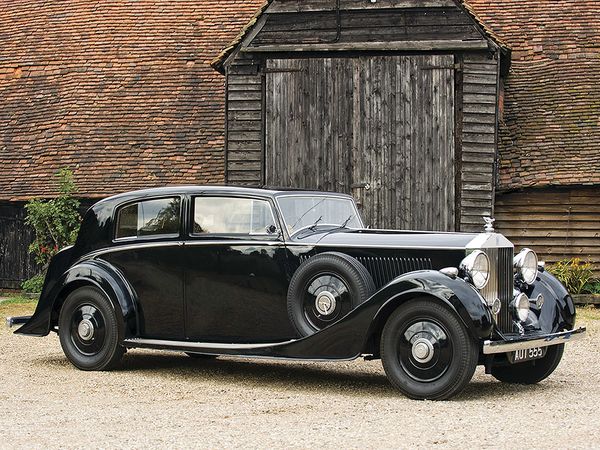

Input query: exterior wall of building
[224,0,501,231]
[495,186,600,277]
[0,202,38,290]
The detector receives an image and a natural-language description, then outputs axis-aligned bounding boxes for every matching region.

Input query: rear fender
[15,259,138,338]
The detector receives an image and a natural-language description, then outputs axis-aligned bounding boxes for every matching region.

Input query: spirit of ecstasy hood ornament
[483,217,495,233]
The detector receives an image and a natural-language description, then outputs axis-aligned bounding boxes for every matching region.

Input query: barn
[1,0,599,289]
[214,0,510,233]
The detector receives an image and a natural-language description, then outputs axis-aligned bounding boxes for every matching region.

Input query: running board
[123,337,297,353]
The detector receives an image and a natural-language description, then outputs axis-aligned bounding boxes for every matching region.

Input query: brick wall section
[467,0,600,191]
[0,0,264,200]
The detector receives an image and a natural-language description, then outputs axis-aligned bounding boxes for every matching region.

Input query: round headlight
[460,250,490,290]
[514,248,538,284]
[513,293,530,322]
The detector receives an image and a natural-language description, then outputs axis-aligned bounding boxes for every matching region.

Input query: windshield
[276,195,363,235]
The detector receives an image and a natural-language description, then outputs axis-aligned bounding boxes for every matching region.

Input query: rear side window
[116,197,181,239]
[193,197,276,235]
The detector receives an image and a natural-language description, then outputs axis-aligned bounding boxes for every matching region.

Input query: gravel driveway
[1,302,598,449]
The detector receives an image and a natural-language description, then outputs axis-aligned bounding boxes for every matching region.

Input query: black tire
[58,286,125,371]
[491,344,564,384]
[380,298,478,400]
[185,352,217,360]
[287,252,376,337]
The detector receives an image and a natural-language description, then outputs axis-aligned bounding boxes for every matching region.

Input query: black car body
[14,186,586,399]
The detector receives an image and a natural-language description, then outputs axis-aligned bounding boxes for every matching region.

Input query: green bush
[23,169,81,293]
[25,169,81,267]
[584,280,600,295]
[548,258,595,294]
[21,273,45,294]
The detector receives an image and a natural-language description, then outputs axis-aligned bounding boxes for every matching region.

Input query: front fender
[523,269,576,333]
[367,270,494,342]
[264,270,493,360]
[15,259,138,338]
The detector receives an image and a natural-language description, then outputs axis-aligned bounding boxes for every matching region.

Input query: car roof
[95,185,354,208]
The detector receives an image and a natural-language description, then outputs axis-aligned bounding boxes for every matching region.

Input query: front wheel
[59,286,124,371]
[380,298,478,400]
[491,344,564,384]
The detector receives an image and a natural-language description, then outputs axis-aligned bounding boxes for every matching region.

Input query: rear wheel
[59,286,124,371]
[380,298,478,400]
[491,344,564,384]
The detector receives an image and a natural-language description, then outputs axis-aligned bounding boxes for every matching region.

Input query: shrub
[23,169,81,294]
[21,273,45,294]
[584,280,600,295]
[25,169,81,267]
[548,258,595,294]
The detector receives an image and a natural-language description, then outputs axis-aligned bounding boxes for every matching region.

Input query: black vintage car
[13,186,586,400]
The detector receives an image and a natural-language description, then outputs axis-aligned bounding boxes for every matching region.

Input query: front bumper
[483,327,587,355]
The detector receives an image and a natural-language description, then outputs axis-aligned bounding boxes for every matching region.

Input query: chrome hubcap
[77,319,95,341]
[315,291,337,316]
[411,338,434,364]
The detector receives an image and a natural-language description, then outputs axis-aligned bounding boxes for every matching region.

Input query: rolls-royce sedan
[12,186,586,400]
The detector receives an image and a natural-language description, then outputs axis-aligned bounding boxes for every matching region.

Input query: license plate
[508,347,547,364]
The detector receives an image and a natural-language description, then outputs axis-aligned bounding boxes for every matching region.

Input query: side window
[116,197,181,239]
[193,197,277,235]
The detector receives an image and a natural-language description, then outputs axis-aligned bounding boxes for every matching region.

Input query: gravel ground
[1,301,599,449]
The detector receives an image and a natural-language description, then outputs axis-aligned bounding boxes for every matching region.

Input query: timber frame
[213,0,510,232]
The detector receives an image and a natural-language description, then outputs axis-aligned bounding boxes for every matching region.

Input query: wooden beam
[267,0,457,13]
[243,40,489,53]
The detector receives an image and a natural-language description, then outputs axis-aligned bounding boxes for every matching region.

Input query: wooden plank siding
[460,53,499,232]
[252,8,483,46]
[0,202,39,289]
[224,0,501,232]
[495,187,600,276]
[226,57,264,185]
[264,55,455,231]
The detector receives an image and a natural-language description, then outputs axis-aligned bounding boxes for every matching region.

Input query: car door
[101,196,185,339]
[184,194,296,343]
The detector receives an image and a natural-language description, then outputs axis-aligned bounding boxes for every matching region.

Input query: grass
[0,296,38,319]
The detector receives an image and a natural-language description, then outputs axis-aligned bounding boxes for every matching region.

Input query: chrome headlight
[513,293,530,322]
[514,248,538,284]
[460,250,490,290]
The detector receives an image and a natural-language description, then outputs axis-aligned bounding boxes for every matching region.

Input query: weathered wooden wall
[265,55,456,231]
[0,202,38,290]
[252,7,483,46]
[224,0,501,232]
[226,56,264,185]
[460,53,499,231]
[495,187,600,276]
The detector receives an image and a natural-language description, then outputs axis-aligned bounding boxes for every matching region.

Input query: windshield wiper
[290,198,327,231]
[339,214,355,229]
[309,216,323,231]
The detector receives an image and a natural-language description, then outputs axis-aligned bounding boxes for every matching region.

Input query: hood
[292,228,512,250]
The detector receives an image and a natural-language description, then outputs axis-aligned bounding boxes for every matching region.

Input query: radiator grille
[355,257,432,288]
[481,247,514,333]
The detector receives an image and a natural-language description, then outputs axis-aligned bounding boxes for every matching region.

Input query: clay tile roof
[0,0,264,201]
[467,0,600,191]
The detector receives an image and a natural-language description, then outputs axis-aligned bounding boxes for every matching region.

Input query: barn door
[265,55,455,231]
